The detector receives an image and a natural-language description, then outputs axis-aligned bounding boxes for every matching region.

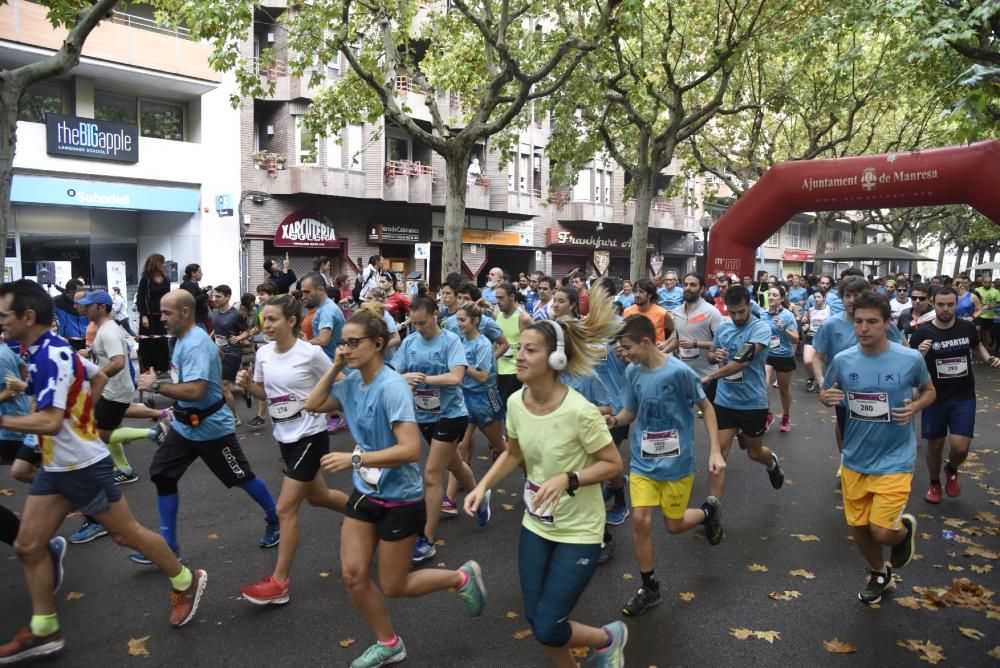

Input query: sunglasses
[912,295,928,301]
[343,336,373,349]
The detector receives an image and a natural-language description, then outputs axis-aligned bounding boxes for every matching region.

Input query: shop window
[295,116,318,165]
[140,99,184,141]
[18,82,65,123]
[95,91,138,125]
[347,123,364,169]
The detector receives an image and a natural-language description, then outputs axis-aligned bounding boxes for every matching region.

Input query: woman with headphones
[464,286,628,668]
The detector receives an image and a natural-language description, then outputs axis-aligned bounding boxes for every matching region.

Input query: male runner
[209,285,251,423]
[494,282,533,405]
[668,273,723,403]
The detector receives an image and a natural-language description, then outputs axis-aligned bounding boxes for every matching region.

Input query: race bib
[679,346,700,360]
[214,335,228,348]
[523,479,555,525]
[354,446,384,491]
[769,336,781,350]
[414,388,441,412]
[723,369,743,384]
[588,342,608,361]
[935,356,968,379]
[641,430,680,458]
[847,391,891,422]
[267,394,304,420]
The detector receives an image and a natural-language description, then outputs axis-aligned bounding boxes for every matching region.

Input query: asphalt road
[2,364,999,667]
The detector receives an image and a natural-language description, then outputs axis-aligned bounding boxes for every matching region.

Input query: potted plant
[275,154,287,170]
[252,150,270,169]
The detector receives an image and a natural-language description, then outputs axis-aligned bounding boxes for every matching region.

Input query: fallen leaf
[338,638,355,648]
[768,591,801,602]
[790,533,820,542]
[747,563,769,572]
[971,564,993,574]
[207,533,219,540]
[319,571,330,578]
[622,573,634,580]
[947,551,957,558]
[505,611,518,619]
[495,488,506,495]
[436,562,446,567]
[730,628,754,640]
[964,546,1000,560]
[434,539,446,547]
[959,627,985,640]
[513,629,533,640]
[918,513,936,520]
[127,636,150,657]
[943,517,968,528]
[897,639,945,664]
[789,569,816,579]
[0,489,13,497]
[973,512,999,525]
[754,630,781,644]
[948,564,965,572]
[502,504,515,511]
[989,645,1000,659]
[895,596,922,610]
[920,532,934,541]
[913,578,995,611]
[679,592,695,601]
[760,535,769,541]
[823,638,858,654]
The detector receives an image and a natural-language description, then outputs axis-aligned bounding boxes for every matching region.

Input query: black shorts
[15,444,40,467]
[703,378,717,404]
[419,416,469,445]
[150,430,255,488]
[714,404,768,438]
[0,439,21,464]
[497,373,522,406]
[610,424,629,445]
[221,354,241,383]
[279,431,329,482]
[835,405,846,439]
[345,489,426,542]
[95,398,130,431]
[974,317,994,329]
[768,356,796,373]
[803,334,815,346]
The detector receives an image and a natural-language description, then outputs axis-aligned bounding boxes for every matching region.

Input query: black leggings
[0,504,19,546]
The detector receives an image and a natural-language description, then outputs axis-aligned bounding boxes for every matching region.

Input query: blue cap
[77,290,113,306]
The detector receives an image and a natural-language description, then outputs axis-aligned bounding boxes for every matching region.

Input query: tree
[0,0,122,258]
[180,0,620,280]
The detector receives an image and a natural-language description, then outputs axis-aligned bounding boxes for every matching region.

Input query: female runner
[763,285,799,433]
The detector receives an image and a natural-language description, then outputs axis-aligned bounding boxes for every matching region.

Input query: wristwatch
[151,380,161,393]
[566,471,580,496]
[351,452,363,471]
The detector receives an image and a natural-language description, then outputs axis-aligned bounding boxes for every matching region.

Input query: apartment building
[1,0,241,299]
[240,3,700,290]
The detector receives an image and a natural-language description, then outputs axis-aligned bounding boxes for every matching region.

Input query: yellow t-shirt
[506,386,612,544]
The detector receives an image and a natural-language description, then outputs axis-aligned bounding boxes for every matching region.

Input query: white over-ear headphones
[548,320,567,370]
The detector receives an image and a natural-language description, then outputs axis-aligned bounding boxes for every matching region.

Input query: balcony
[551,191,613,224]
[624,198,678,229]
[466,177,491,211]
[394,76,434,124]
[245,163,368,197]
[0,0,220,82]
[507,188,545,217]
[383,159,434,204]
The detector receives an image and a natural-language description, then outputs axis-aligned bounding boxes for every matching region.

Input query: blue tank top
[956,291,974,318]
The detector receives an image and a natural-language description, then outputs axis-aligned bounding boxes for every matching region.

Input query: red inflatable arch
[707,140,1000,279]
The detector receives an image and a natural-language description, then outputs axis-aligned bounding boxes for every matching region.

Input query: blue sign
[10,175,200,213]
[46,113,139,163]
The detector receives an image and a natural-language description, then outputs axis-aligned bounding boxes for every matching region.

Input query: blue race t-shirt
[312,299,345,361]
[444,313,503,343]
[461,334,497,391]
[559,371,611,408]
[615,293,635,309]
[823,343,931,474]
[712,318,772,410]
[593,341,627,414]
[481,286,497,304]
[658,286,684,311]
[332,366,423,502]
[0,344,29,443]
[765,308,799,358]
[814,314,902,361]
[394,328,469,423]
[170,326,235,441]
[788,286,808,307]
[622,356,705,481]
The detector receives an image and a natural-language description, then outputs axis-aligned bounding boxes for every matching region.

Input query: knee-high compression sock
[157,493,180,551]
[107,427,150,470]
[0,504,20,546]
[239,478,278,523]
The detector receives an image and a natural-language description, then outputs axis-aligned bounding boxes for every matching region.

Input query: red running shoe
[945,469,961,497]
[779,416,791,433]
[0,627,64,663]
[171,568,208,626]
[241,575,290,605]
[924,483,942,504]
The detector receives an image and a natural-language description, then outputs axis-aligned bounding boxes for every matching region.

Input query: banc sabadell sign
[45,113,139,163]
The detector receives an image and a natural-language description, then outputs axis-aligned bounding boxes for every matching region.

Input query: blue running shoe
[129,546,179,566]
[69,521,108,545]
[456,560,487,617]
[606,504,630,526]
[590,621,628,667]
[259,520,280,549]
[48,537,67,593]
[602,482,614,504]
[476,490,492,528]
[411,536,436,564]
[351,638,407,668]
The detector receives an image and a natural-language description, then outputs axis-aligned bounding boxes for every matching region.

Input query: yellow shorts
[840,468,912,529]
[629,473,693,520]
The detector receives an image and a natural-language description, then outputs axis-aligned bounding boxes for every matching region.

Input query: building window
[765,231,780,248]
[518,152,529,192]
[387,135,410,162]
[140,99,184,141]
[347,124,364,169]
[18,82,64,123]
[95,91,138,125]
[573,168,591,201]
[786,222,810,249]
[294,117,317,165]
[327,129,342,168]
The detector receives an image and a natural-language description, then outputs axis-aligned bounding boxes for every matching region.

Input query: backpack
[352,273,364,302]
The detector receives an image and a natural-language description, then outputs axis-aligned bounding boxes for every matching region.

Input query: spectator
[180,263,210,330]
[380,273,411,324]
[313,257,333,286]
[263,254,297,293]
[357,255,382,301]
[53,278,88,351]
[110,286,133,335]
[136,253,171,373]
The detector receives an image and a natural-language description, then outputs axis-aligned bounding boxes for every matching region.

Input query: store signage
[274,211,338,248]
[10,175,198,212]
[46,113,139,163]
[783,249,815,262]
[546,227,655,251]
[369,223,424,243]
[649,254,664,276]
[462,229,522,246]
[593,250,610,276]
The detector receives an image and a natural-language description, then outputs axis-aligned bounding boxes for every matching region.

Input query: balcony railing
[385,159,435,180]
[251,57,288,81]
[395,76,425,96]
[109,10,192,40]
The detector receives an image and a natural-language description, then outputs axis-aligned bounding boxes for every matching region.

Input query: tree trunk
[978,247,987,264]
[629,171,655,281]
[851,221,866,270]
[953,243,965,276]
[0,79,27,255]
[813,212,832,273]
[936,239,946,277]
[442,148,472,282]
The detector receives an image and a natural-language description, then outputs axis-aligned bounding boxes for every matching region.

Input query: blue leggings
[518,526,600,647]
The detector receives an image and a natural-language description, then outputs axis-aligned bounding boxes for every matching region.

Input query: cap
[76,290,113,306]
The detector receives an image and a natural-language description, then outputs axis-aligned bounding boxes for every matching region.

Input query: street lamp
[699,211,714,278]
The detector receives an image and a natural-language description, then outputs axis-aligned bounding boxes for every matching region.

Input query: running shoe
[590,621,628,667]
[924,482,942,504]
[247,416,266,429]
[48,536,67,593]
[476,490,492,528]
[129,547,180,566]
[890,514,917,569]
[149,421,169,447]
[170,568,208,627]
[598,538,615,566]
[771,379,778,388]
[767,453,784,489]
[440,496,458,517]
[805,377,816,393]
[606,504,630,526]
[241,575,290,605]
[737,432,747,450]
[701,496,724,546]
[411,536,436,564]
[69,520,108,544]
[944,468,961,497]
[779,416,791,433]
[259,520,280,549]
[113,467,139,485]
[235,416,242,427]
[622,586,661,616]
[351,639,407,668]
[0,627,64,663]
[765,413,774,431]
[602,482,614,504]
[858,566,892,605]
[456,560,487,617]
